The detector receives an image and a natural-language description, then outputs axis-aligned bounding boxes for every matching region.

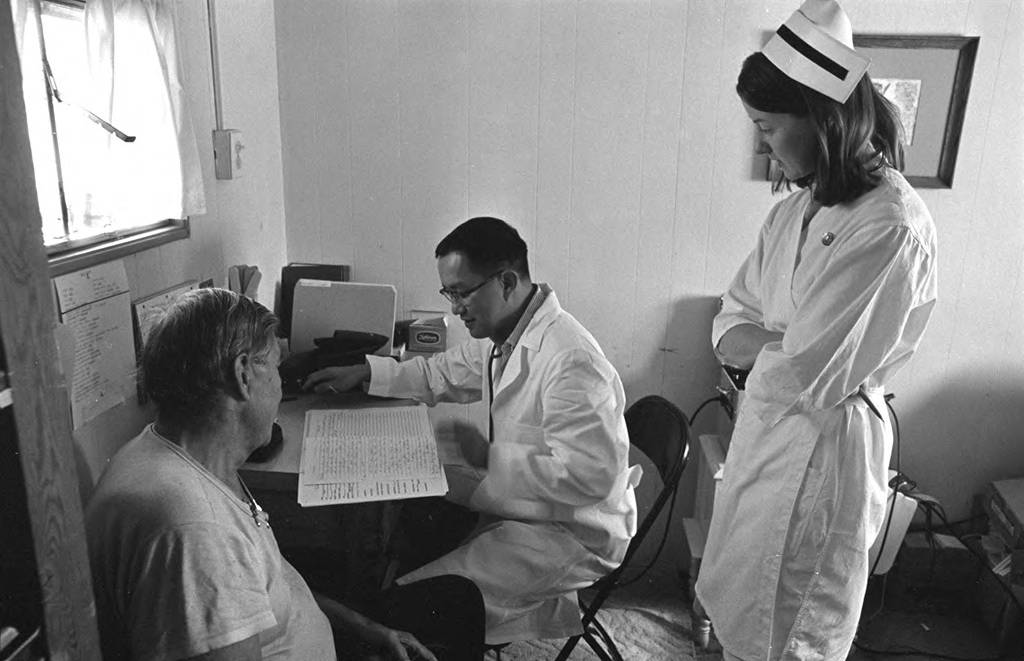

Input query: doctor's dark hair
[737,52,905,206]
[141,287,279,432]
[435,216,530,278]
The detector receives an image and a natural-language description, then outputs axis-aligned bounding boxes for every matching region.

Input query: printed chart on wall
[53,261,135,429]
[298,405,448,506]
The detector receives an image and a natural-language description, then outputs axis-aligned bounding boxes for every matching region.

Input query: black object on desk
[279,330,389,394]
[279,263,350,338]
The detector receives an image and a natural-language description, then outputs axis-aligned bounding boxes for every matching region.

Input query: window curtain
[83,0,205,228]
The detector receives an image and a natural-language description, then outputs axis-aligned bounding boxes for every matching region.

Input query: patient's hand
[363,624,437,661]
[303,363,371,394]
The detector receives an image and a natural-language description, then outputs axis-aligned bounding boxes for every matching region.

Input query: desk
[239,392,469,602]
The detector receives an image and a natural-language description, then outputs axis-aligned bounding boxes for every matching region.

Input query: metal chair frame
[554,395,691,661]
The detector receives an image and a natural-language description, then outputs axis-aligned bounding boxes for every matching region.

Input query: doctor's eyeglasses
[438,270,504,305]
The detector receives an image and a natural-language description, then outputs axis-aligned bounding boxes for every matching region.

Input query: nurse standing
[694,1,938,660]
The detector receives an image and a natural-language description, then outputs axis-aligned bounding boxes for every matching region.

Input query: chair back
[554,395,691,661]
[625,395,690,488]
[618,395,691,570]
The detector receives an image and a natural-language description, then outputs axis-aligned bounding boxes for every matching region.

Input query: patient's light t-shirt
[85,426,335,660]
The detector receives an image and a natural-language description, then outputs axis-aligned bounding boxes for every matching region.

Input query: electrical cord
[862,393,902,625]
[856,395,1023,660]
[911,495,1024,617]
[867,393,902,580]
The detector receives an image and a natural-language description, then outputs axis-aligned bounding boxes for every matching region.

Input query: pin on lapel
[821,232,835,246]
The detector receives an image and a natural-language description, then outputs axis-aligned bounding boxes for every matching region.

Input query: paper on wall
[53,261,135,429]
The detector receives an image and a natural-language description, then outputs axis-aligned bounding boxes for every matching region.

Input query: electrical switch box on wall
[213,128,244,179]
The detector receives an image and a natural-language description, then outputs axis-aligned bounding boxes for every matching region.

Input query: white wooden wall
[274,0,1024,521]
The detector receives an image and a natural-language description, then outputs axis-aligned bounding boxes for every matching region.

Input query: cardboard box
[974,562,1024,652]
[896,531,978,590]
[987,477,1024,550]
[968,536,1024,653]
[408,317,447,353]
[867,487,918,574]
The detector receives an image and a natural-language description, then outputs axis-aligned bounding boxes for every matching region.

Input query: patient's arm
[716,323,783,370]
[314,594,437,661]
[182,635,261,661]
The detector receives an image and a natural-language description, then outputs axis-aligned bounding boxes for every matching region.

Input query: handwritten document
[298,406,448,506]
[53,262,135,429]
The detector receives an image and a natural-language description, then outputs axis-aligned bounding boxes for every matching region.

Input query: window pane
[24,0,193,255]
[41,2,95,241]
[18,5,64,244]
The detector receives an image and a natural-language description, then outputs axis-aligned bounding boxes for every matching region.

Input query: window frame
[47,219,190,277]
[33,0,191,275]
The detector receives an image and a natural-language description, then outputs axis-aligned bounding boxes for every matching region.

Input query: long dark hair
[737,52,905,206]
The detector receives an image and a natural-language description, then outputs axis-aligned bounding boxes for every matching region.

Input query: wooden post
[0,2,102,658]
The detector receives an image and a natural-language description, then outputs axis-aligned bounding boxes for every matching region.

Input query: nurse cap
[761,0,870,103]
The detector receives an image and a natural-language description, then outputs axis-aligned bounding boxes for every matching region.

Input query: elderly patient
[85,287,483,661]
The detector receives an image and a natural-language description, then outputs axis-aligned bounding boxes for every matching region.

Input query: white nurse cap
[761,0,870,103]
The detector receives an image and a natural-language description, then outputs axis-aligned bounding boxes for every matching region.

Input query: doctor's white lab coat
[367,286,641,644]
[695,169,937,661]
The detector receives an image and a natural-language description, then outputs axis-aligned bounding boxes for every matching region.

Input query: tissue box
[408,317,447,353]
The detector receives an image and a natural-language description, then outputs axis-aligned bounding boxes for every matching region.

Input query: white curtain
[12,0,206,238]
[83,0,205,228]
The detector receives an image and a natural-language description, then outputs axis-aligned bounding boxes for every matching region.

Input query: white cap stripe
[761,1,870,103]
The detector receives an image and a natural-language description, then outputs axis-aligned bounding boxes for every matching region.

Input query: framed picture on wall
[853,35,980,189]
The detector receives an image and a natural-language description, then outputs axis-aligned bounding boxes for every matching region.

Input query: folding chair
[554,395,691,661]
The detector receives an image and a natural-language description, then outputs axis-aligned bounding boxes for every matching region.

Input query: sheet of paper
[53,261,129,313]
[53,262,135,429]
[298,406,448,506]
[60,292,135,428]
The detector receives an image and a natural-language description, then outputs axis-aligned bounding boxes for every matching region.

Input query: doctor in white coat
[306,217,641,645]
[695,2,937,660]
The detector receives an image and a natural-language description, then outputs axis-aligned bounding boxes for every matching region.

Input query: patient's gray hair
[141,287,278,432]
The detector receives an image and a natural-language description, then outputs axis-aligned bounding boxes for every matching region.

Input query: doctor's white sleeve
[470,349,627,516]
[367,341,486,405]
[744,223,937,428]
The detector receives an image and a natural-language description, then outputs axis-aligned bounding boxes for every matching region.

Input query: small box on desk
[408,317,447,353]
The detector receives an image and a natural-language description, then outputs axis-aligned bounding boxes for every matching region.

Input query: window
[15,0,203,274]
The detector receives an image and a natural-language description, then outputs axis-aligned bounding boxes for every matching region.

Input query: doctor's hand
[303,363,371,394]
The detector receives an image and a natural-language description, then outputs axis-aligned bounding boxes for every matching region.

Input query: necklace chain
[238,474,270,528]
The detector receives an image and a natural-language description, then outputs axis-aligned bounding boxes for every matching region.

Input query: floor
[486,564,1024,661]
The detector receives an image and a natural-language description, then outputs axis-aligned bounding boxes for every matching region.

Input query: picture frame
[853,35,979,189]
[131,280,198,400]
